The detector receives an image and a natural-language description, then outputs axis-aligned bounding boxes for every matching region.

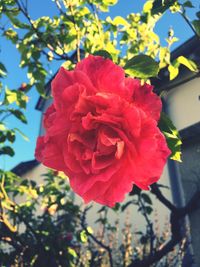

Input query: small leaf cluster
[0,170,83,266]
[0,62,28,158]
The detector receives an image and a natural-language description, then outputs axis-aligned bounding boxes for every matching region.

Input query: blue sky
[0,0,199,170]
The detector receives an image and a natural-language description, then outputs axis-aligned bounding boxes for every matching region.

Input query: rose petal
[35,55,170,207]
[125,78,162,121]
[76,55,133,100]
[35,136,67,173]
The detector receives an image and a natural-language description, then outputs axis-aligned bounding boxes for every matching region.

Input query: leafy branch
[15,0,69,61]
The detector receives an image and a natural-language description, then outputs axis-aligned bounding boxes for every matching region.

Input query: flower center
[67,125,125,175]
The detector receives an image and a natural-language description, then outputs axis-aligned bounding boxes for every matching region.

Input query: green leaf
[9,109,27,124]
[102,0,118,6]
[97,206,107,213]
[4,89,17,105]
[0,146,15,157]
[0,62,7,77]
[177,56,198,72]
[93,50,113,60]
[183,1,194,8]
[16,91,28,109]
[80,230,88,243]
[129,185,141,196]
[124,54,159,78]
[6,130,16,143]
[35,83,45,96]
[68,247,77,258]
[145,206,153,215]
[169,56,198,80]
[112,202,120,211]
[86,226,93,234]
[0,123,6,131]
[0,132,7,143]
[4,28,18,43]
[6,14,29,29]
[141,193,152,205]
[158,112,182,162]
[151,0,175,15]
[192,20,200,36]
[196,12,200,19]
[121,201,134,212]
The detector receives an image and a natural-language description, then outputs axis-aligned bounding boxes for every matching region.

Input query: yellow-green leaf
[158,112,182,162]
[68,247,77,258]
[143,0,153,13]
[168,64,179,80]
[113,16,129,26]
[177,56,198,72]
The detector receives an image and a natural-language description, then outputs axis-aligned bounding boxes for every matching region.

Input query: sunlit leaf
[68,247,77,258]
[4,89,17,105]
[177,56,198,72]
[113,16,129,26]
[124,54,159,78]
[143,0,153,13]
[80,230,88,243]
[168,64,179,80]
[158,112,182,162]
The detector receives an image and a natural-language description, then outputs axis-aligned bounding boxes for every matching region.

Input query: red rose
[35,55,170,207]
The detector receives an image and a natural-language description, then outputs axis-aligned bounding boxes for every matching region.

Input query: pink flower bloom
[35,55,170,207]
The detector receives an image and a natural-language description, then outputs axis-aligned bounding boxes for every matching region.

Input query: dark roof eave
[35,74,56,111]
[153,35,200,93]
[11,159,40,176]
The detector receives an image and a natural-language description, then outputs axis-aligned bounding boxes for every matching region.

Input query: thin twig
[179,6,199,37]
[89,3,102,39]
[128,184,200,267]
[67,1,81,62]
[15,0,67,60]
[81,208,114,267]
[138,195,154,256]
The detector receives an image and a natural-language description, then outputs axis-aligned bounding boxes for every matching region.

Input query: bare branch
[81,207,114,267]
[150,183,177,212]
[128,184,200,267]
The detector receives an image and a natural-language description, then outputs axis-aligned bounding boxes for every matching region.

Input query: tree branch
[150,183,177,212]
[81,207,114,267]
[138,195,154,256]
[15,0,68,61]
[128,184,200,267]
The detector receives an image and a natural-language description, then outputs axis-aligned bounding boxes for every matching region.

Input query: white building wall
[165,76,200,267]
[18,163,171,235]
[166,77,200,131]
